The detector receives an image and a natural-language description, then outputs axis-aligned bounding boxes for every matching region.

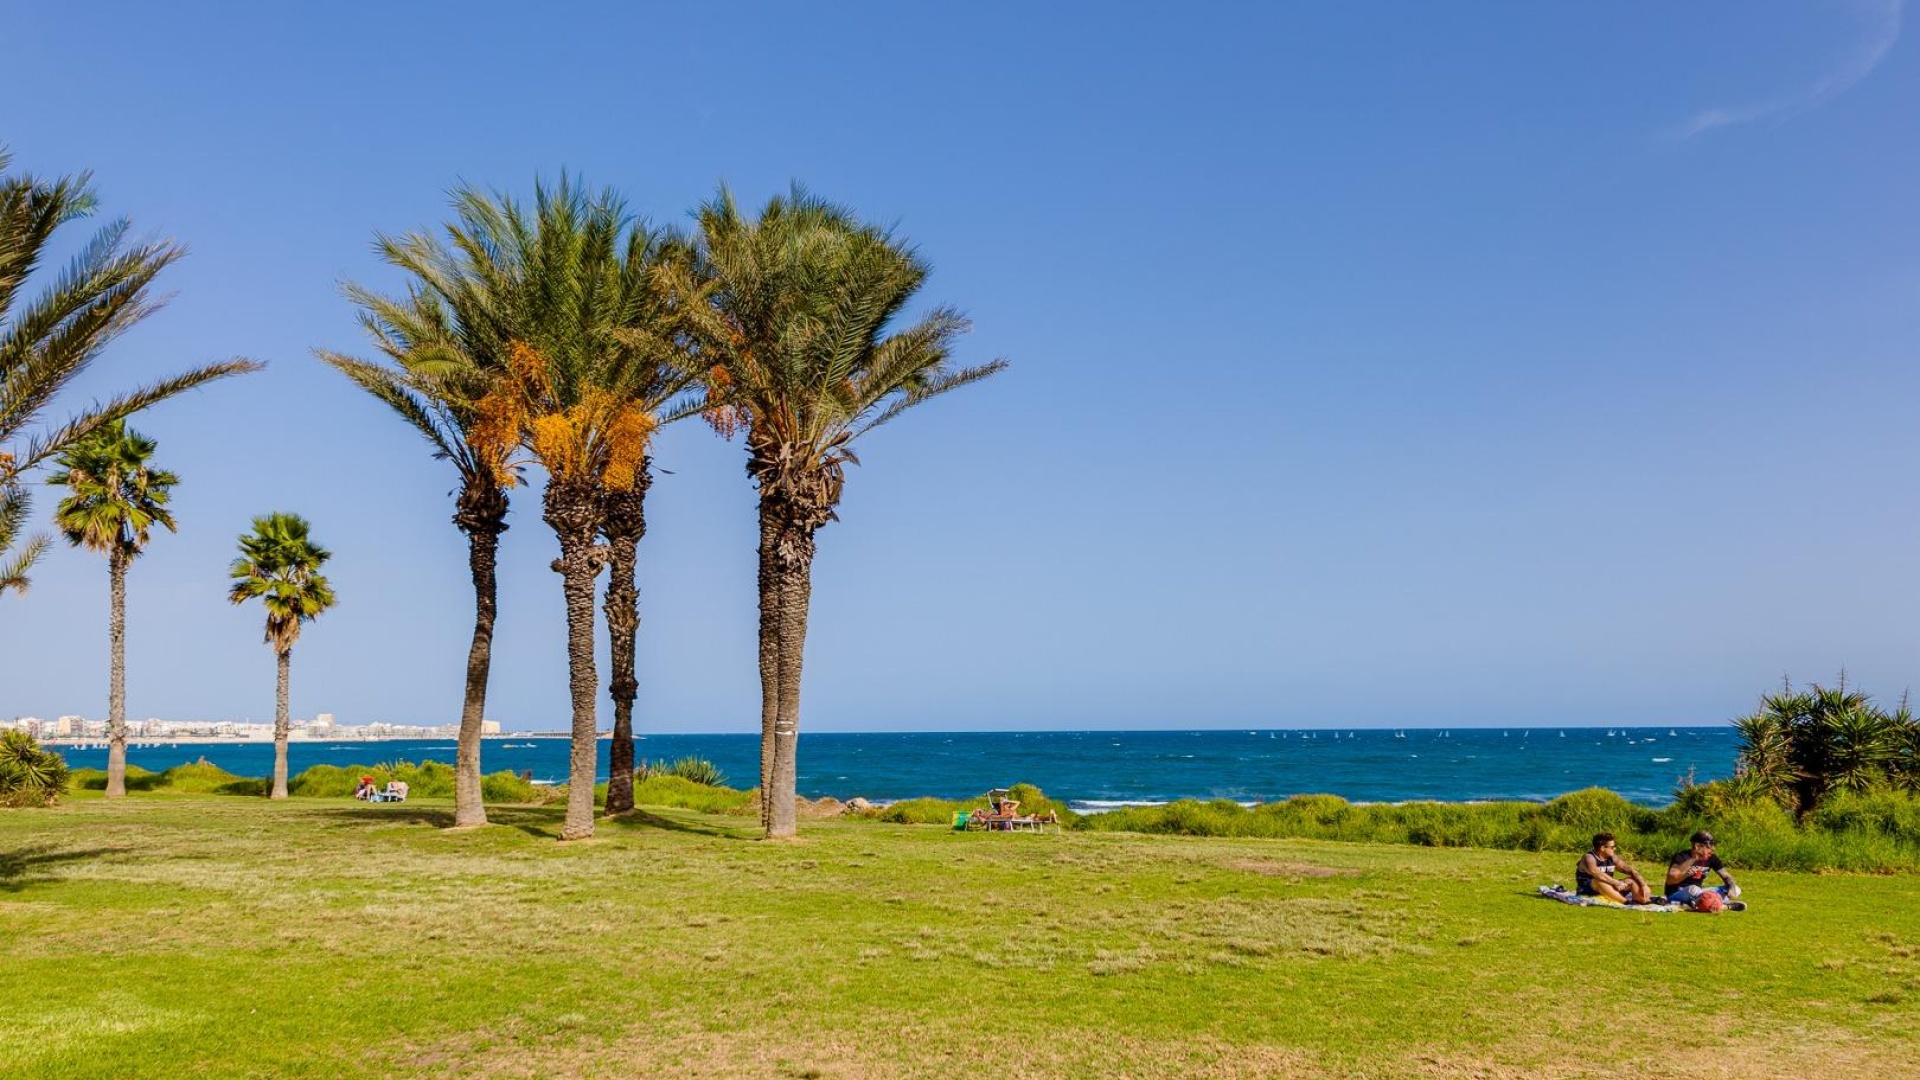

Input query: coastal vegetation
[227,513,336,799]
[1730,678,1920,813]
[4,794,1917,1079]
[0,148,256,598]
[0,730,68,806]
[46,420,179,798]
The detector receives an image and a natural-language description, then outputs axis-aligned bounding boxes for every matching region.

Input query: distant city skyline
[4,2,1918,732]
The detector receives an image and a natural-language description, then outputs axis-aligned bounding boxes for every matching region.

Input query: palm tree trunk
[765,516,818,840]
[546,479,605,841]
[271,648,291,799]
[453,488,508,829]
[105,547,128,799]
[601,479,648,816]
[756,499,784,828]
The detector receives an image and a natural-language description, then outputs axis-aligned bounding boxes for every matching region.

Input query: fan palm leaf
[229,512,336,799]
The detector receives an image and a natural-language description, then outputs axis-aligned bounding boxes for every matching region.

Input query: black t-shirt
[1669,850,1724,885]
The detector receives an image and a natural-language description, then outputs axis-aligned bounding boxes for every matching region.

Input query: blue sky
[3,2,1917,731]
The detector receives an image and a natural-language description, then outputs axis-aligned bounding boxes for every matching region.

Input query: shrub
[1542,787,1647,831]
[1806,788,1920,838]
[874,784,1080,827]
[629,775,753,814]
[0,731,70,807]
[665,757,726,787]
[163,760,263,795]
[480,770,546,803]
[874,796,974,825]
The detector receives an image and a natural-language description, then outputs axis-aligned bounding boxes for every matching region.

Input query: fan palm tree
[452,178,694,839]
[46,420,178,798]
[1,148,258,596]
[229,513,336,799]
[318,239,522,828]
[683,187,1005,838]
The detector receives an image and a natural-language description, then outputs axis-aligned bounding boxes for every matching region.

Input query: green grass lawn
[3,796,1916,1079]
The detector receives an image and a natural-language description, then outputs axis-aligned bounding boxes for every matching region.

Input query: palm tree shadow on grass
[602,808,759,840]
[0,844,132,893]
[314,804,566,839]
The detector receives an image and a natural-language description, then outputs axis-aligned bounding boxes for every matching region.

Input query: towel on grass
[1536,884,1683,912]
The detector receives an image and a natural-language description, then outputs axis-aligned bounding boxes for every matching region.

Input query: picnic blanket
[1536,884,1684,912]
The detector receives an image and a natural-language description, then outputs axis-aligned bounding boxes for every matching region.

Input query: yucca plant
[1735,677,1906,813]
[0,730,70,807]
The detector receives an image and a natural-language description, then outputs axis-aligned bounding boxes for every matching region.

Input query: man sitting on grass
[1575,832,1653,904]
[1665,830,1742,909]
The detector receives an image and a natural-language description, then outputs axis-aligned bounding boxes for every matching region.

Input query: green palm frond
[47,418,178,558]
[687,184,1006,508]
[229,512,336,654]
[2,149,258,595]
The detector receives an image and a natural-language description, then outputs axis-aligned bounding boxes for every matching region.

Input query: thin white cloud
[1677,0,1904,139]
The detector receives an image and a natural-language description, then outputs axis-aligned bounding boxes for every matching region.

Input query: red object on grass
[1695,891,1724,913]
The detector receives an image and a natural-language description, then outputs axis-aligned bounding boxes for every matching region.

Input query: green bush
[1078,785,1920,873]
[629,775,754,814]
[0,731,70,807]
[632,757,728,787]
[480,770,546,803]
[1806,788,1920,838]
[163,760,265,796]
[872,784,1079,827]
[873,796,973,824]
[1542,787,1648,831]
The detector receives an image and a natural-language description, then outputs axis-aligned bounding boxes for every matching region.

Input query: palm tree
[1,148,258,596]
[319,240,522,828]
[449,178,692,839]
[46,420,178,798]
[685,187,1005,838]
[228,513,337,799]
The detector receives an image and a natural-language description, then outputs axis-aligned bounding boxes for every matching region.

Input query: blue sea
[55,727,1736,809]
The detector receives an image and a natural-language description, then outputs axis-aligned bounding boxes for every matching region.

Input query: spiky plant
[0,148,257,596]
[1890,703,1920,795]
[228,513,336,799]
[1735,677,1909,812]
[1823,701,1897,796]
[0,730,69,807]
[1731,709,1797,807]
[47,419,177,798]
[682,186,1006,838]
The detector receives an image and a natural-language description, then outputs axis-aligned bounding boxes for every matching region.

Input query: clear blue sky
[4,2,1917,731]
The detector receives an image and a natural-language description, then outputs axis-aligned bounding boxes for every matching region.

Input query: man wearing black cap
[1664,830,1744,910]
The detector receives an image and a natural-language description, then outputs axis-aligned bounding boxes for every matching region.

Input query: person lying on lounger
[1575,832,1653,904]
[1664,830,1741,908]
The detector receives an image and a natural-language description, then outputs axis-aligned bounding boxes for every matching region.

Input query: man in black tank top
[1665,830,1742,908]
[1575,833,1652,904]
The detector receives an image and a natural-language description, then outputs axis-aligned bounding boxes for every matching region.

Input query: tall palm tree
[46,420,178,798]
[685,187,1005,838]
[319,241,522,828]
[452,179,692,839]
[1,148,258,596]
[229,513,336,799]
